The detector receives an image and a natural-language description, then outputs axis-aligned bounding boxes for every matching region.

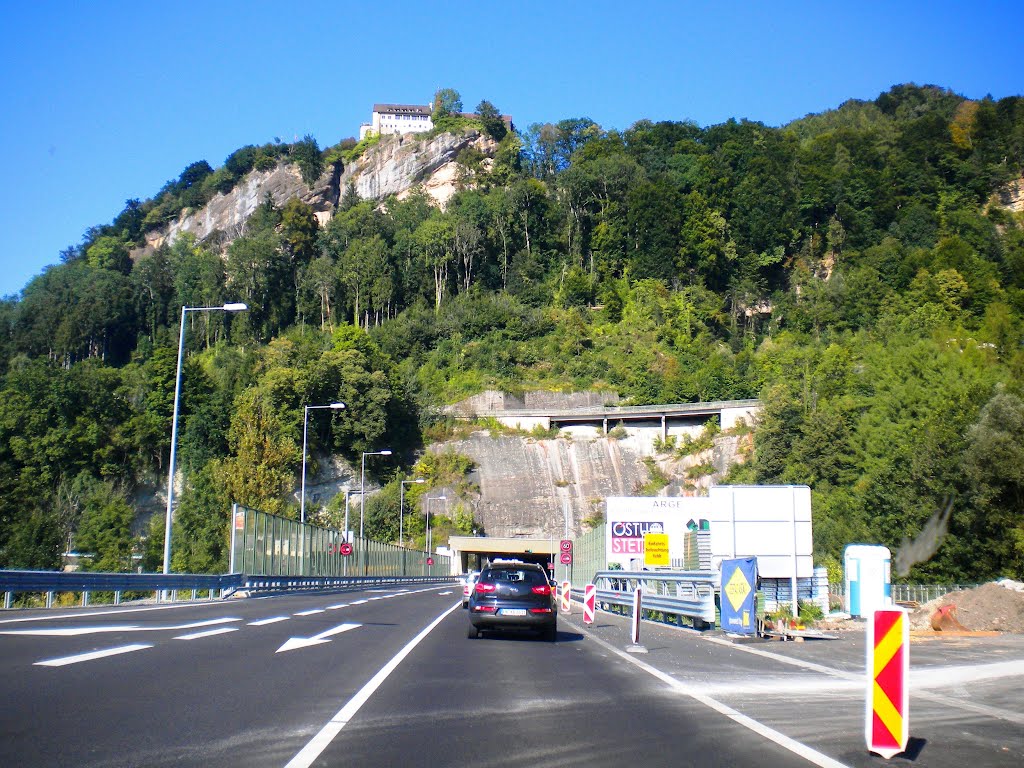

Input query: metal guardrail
[0,570,244,608]
[584,570,718,628]
[1,569,456,609]
[241,574,454,595]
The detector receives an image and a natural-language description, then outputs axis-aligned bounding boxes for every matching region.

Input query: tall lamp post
[300,402,345,524]
[425,495,447,575]
[400,478,425,575]
[163,303,247,577]
[342,488,362,577]
[360,449,392,574]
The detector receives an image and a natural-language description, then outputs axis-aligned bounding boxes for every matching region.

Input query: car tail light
[529,607,553,614]
[473,605,497,613]
[475,582,496,594]
[531,584,551,595]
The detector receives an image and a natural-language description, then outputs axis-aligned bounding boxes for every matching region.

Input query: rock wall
[437,432,648,539]
[431,426,751,539]
[132,129,497,261]
[341,130,497,208]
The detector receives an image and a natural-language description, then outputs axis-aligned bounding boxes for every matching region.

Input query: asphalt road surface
[1,585,1021,767]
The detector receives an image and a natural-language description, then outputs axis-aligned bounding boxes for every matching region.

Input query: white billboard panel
[605,486,813,578]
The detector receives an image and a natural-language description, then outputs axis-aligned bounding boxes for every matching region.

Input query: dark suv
[467,561,557,641]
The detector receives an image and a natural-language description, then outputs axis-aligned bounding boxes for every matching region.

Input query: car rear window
[484,568,547,586]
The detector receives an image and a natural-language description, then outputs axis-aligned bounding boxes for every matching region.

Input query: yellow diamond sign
[725,566,752,612]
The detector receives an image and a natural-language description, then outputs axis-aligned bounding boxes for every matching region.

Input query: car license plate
[501,609,527,616]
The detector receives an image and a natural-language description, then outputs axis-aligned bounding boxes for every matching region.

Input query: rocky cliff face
[340,130,496,207]
[134,129,496,259]
[431,428,750,539]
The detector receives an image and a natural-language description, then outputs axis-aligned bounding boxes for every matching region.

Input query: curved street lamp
[163,303,247,577]
[400,478,425,575]
[300,403,346,524]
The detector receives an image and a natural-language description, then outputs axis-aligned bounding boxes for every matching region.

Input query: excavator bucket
[930,604,969,632]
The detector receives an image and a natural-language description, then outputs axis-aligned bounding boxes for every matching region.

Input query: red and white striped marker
[560,581,572,613]
[583,584,596,624]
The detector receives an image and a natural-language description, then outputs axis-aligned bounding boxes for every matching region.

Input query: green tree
[475,99,507,141]
[292,135,324,186]
[962,389,1024,579]
[73,479,136,572]
[432,88,463,119]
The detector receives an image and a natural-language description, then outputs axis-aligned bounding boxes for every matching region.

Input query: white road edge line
[35,644,152,667]
[285,602,462,768]
[569,617,853,768]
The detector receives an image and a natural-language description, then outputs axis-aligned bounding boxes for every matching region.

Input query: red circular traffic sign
[560,539,573,552]
[560,552,573,565]
[427,557,435,566]
[339,542,353,556]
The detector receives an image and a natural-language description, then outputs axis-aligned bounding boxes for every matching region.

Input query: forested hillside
[1,85,1022,583]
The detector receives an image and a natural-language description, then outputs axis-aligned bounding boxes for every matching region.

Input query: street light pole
[425,495,446,575]
[400,478,425,576]
[342,488,361,577]
[163,303,247,578]
[300,402,345,524]
[360,449,392,574]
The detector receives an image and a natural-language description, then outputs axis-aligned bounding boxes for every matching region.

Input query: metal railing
[0,570,244,608]
[583,569,718,628]
[1,569,456,609]
[891,583,978,604]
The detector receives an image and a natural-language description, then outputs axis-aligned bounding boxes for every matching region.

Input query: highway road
[1,584,1022,767]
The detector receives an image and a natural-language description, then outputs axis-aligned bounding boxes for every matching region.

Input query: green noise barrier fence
[229,504,451,578]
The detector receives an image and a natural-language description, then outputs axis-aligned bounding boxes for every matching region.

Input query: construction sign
[643,533,670,566]
[866,607,909,759]
[720,557,757,635]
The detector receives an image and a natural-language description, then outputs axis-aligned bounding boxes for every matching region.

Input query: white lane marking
[295,609,325,616]
[249,616,290,626]
[1,617,240,637]
[276,623,362,653]
[3,625,142,637]
[438,591,453,596]
[570,618,852,768]
[350,599,368,605]
[325,604,348,610]
[285,603,461,768]
[35,644,152,667]
[175,627,239,640]
[0,601,228,626]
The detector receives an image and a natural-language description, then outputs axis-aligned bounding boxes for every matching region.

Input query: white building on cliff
[360,103,433,140]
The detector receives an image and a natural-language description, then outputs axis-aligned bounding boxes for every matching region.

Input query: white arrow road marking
[1,617,239,637]
[175,627,239,640]
[35,644,152,667]
[249,616,290,626]
[295,609,325,616]
[276,623,361,653]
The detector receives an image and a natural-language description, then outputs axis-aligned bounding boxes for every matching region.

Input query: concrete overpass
[458,399,761,441]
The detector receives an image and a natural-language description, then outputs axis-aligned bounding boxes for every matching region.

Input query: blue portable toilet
[844,544,891,618]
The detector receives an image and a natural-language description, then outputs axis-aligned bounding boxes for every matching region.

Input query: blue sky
[2,1,1022,298]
